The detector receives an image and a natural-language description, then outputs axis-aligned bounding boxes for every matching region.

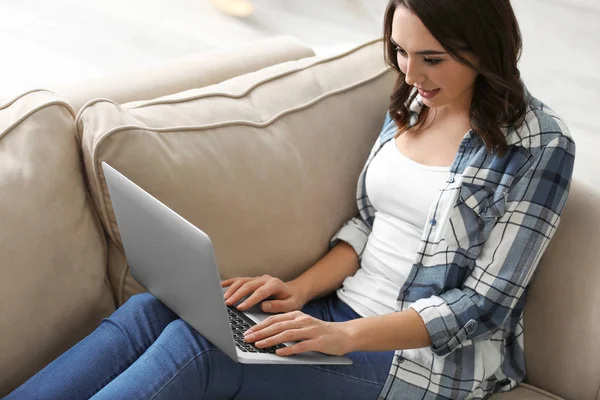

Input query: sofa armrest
[53,35,315,113]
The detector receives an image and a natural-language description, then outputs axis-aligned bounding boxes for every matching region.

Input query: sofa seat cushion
[0,90,115,396]
[489,384,563,400]
[76,39,396,304]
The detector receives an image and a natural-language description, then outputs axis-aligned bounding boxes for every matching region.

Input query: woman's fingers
[236,279,285,310]
[224,279,265,306]
[261,297,298,313]
[245,311,301,335]
[243,314,349,356]
[244,312,312,341]
[253,326,318,349]
[275,339,319,356]
[221,278,252,299]
[220,277,240,287]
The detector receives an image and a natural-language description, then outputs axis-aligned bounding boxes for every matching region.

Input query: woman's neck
[432,86,474,121]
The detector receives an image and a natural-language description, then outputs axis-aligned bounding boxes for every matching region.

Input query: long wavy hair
[383,0,527,155]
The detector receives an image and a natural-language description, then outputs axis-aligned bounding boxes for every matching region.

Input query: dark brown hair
[383,0,527,155]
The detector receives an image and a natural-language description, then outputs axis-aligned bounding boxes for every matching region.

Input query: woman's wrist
[286,279,311,309]
[338,320,360,354]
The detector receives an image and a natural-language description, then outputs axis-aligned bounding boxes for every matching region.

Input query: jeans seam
[148,349,220,400]
[304,364,384,386]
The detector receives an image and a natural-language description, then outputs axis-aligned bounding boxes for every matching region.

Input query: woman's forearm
[287,241,360,306]
[286,242,431,353]
[342,309,431,352]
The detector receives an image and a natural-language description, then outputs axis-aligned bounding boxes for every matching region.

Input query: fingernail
[256,340,265,347]
[238,302,246,309]
[263,303,271,311]
[244,334,255,341]
[224,292,230,299]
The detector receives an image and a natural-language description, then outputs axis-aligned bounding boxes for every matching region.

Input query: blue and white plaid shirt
[330,92,576,399]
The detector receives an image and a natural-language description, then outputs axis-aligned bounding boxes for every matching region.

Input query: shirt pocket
[442,183,507,255]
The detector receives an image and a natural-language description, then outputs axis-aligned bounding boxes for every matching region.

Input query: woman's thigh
[229,294,394,400]
[93,319,392,400]
[93,294,393,400]
[91,318,241,400]
[239,349,393,400]
[5,292,177,400]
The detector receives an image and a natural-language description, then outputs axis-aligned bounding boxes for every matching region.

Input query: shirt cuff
[329,217,371,259]
[410,295,479,357]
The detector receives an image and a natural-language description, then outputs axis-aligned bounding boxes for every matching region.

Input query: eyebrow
[390,38,447,55]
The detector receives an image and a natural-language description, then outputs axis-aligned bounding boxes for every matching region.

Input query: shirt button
[430,219,437,226]
[404,289,410,297]
[448,177,455,183]
[466,320,477,334]
[397,355,405,363]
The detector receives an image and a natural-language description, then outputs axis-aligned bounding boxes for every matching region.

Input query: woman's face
[391,6,478,113]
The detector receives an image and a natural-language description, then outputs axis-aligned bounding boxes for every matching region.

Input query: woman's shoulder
[504,91,575,156]
[376,111,399,143]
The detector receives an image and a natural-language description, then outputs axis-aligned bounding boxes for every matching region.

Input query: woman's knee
[126,292,160,309]
[151,319,243,400]
[106,292,177,332]
[159,319,216,351]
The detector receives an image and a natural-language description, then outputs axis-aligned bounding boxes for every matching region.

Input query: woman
[7,0,575,399]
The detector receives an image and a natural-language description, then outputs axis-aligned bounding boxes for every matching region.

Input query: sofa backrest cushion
[524,180,600,400]
[0,90,115,396]
[76,39,395,304]
[53,36,315,113]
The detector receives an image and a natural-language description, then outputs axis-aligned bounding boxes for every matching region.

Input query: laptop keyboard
[227,306,287,354]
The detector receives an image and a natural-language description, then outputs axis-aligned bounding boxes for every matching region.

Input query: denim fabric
[6,293,394,400]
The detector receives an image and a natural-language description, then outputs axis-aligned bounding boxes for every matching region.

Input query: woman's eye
[424,58,443,65]
[395,46,406,56]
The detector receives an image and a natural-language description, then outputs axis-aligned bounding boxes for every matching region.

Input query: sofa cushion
[76,38,395,304]
[53,35,315,113]
[0,90,115,396]
[523,180,600,400]
[489,384,563,400]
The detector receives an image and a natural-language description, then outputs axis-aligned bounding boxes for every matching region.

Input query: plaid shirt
[330,92,575,399]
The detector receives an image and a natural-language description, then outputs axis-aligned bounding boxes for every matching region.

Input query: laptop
[101,162,352,365]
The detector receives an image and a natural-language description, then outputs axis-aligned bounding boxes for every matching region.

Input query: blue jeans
[7,293,394,400]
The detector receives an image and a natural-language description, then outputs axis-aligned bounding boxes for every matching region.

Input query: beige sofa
[1,36,598,400]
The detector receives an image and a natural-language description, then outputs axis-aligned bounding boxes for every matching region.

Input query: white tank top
[337,139,451,317]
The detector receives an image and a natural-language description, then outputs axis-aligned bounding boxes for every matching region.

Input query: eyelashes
[424,58,443,65]
[394,45,444,66]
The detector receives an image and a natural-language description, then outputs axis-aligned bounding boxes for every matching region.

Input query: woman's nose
[404,59,424,86]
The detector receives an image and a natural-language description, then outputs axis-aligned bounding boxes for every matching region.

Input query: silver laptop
[102,162,352,365]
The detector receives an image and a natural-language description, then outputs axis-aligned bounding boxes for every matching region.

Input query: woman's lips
[417,88,441,99]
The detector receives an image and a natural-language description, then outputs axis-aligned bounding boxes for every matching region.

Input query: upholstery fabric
[0,90,115,396]
[523,180,600,400]
[55,36,315,113]
[490,383,563,400]
[76,39,396,304]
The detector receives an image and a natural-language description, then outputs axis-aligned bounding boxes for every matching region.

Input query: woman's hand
[221,275,307,313]
[242,311,352,356]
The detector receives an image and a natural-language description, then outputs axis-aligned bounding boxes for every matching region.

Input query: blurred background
[0,0,597,174]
